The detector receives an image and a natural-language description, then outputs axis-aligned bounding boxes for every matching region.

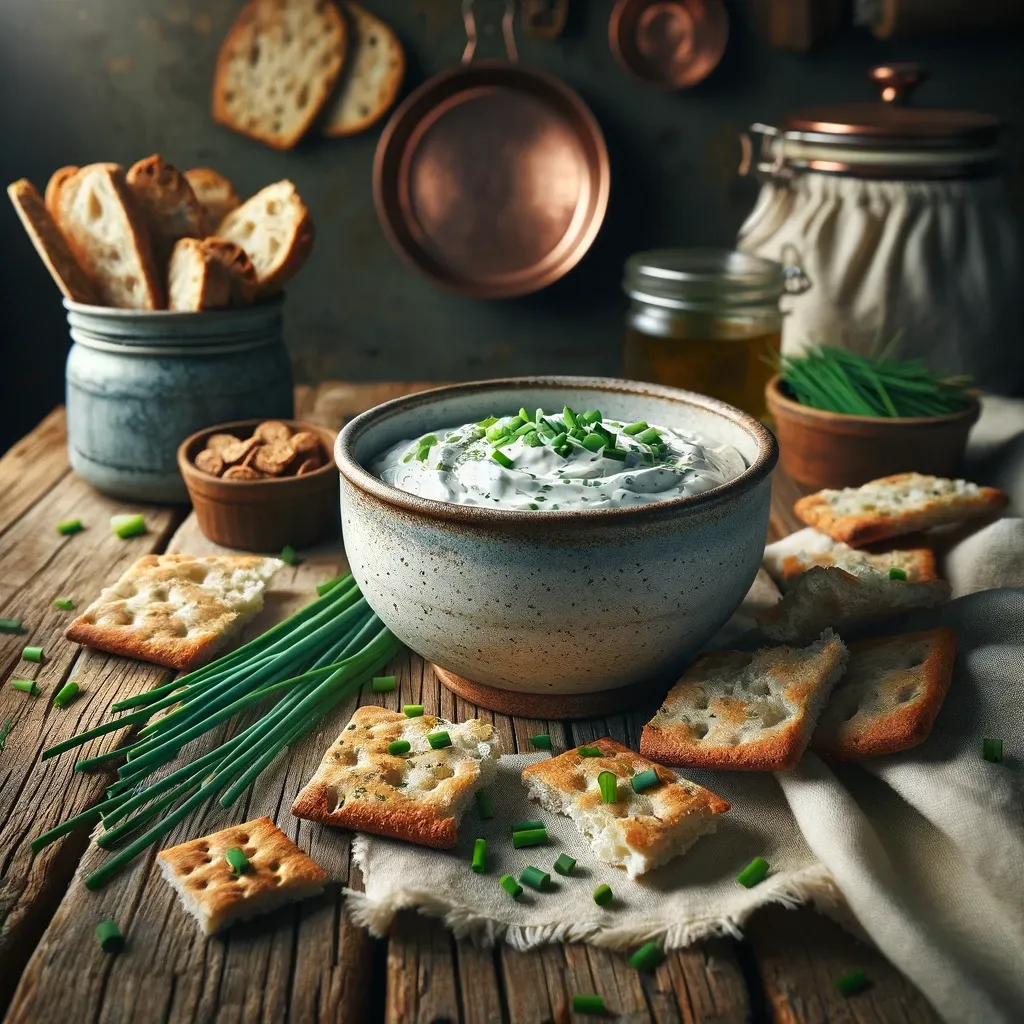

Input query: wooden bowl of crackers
[178,418,339,552]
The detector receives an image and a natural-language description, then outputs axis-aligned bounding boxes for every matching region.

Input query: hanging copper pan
[373,0,610,299]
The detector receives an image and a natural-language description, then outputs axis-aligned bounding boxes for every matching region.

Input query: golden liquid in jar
[624,319,781,420]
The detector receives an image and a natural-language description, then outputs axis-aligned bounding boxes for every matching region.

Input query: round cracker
[223,465,262,481]
[194,449,225,476]
[253,441,295,476]
[289,431,323,457]
[220,436,260,465]
[205,432,241,454]
[254,420,292,444]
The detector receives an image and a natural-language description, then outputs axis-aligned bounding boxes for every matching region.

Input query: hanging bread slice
[215,180,314,295]
[184,167,240,233]
[52,163,164,309]
[321,3,404,137]
[126,154,205,266]
[7,179,100,304]
[212,0,347,150]
[44,165,79,221]
[167,238,233,311]
[201,237,259,305]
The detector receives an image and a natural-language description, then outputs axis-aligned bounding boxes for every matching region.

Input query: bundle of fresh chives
[32,574,399,890]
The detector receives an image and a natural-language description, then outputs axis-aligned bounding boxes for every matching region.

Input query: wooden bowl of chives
[765,375,981,490]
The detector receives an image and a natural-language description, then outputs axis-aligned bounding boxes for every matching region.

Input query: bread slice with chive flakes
[521,739,729,877]
[291,706,498,849]
[812,627,957,760]
[640,631,848,772]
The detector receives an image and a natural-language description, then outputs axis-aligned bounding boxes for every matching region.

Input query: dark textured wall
[2,0,1023,449]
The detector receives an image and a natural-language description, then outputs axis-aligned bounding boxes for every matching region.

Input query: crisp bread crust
[640,633,848,771]
[65,553,281,670]
[794,473,1008,547]
[184,168,240,234]
[126,155,204,262]
[44,165,79,221]
[156,816,327,935]
[812,627,957,760]
[290,705,497,849]
[168,238,232,311]
[201,237,259,305]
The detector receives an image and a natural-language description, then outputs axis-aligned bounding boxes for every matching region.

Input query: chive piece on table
[577,746,602,757]
[225,846,250,874]
[110,514,146,539]
[593,883,613,907]
[983,737,1004,763]
[10,680,40,696]
[57,519,84,536]
[631,768,659,794]
[0,618,26,634]
[887,566,908,581]
[53,598,75,611]
[628,941,665,972]
[387,739,410,756]
[492,450,514,470]
[737,856,770,888]
[371,675,397,693]
[553,854,576,876]
[529,733,552,750]
[475,789,494,820]
[571,994,605,1014]
[834,969,870,996]
[427,730,452,750]
[22,646,44,664]
[511,820,544,834]
[403,704,424,718]
[598,771,618,803]
[280,544,300,565]
[499,873,523,899]
[623,420,648,435]
[471,838,487,874]
[512,828,549,849]
[95,919,124,954]
[53,682,81,709]
[520,866,550,891]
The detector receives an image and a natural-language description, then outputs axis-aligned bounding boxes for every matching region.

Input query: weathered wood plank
[0,407,69,538]
[386,911,462,1024]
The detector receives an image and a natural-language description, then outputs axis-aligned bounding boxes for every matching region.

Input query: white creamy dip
[372,408,746,511]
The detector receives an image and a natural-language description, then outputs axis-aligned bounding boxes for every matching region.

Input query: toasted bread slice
[640,631,848,771]
[184,167,240,234]
[7,179,100,304]
[44,165,79,221]
[156,817,327,935]
[54,163,164,309]
[757,565,951,645]
[167,238,233,311]
[813,627,956,760]
[200,237,259,305]
[763,527,937,591]
[212,0,346,150]
[291,706,498,849]
[794,474,1008,548]
[126,154,204,265]
[216,180,313,295]
[321,3,404,137]
[521,739,729,877]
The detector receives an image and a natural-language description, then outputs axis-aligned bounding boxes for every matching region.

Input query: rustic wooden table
[0,384,940,1024]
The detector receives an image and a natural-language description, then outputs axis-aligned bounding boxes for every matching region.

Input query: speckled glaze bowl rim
[335,376,778,526]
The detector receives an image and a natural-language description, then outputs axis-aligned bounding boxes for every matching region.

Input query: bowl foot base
[431,665,668,719]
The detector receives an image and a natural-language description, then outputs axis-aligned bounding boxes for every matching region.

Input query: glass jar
[622,248,786,419]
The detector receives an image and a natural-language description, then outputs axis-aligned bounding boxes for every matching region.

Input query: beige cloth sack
[737,174,1024,395]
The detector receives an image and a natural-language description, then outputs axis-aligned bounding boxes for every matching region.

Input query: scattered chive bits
[628,942,665,972]
[224,847,250,874]
[593,883,613,907]
[520,866,550,891]
[471,838,487,874]
[553,854,576,876]
[511,820,544,834]
[499,874,523,899]
[427,730,451,750]
[110,514,146,539]
[577,745,602,757]
[736,856,770,888]
[529,733,552,750]
[887,566,908,581]
[571,994,605,1015]
[598,771,618,803]
[280,544,300,565]
[10,680,40,696]
[387,739,411,756]
[631,768,659,794]
[371,675,397,693]
[983,737,1004,763]
[95,919,124,954]
[56,518,84,536]
[512,827,549,849]
[403,704,424,718]
[834,969,870,996]
[475,790,494,820]
[21,646,44,664]
[0,618,26,634]
[491,450,514,470]
[53,598,75,611]
[53,682,81,709]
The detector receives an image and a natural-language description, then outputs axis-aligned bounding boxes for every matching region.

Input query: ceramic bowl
[335,377,777,697]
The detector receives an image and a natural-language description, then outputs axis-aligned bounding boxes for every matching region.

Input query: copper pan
[373,0,610,299]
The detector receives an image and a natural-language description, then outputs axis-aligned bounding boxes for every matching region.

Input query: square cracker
[290,706,498,849]
[521,738,729,877]
[812,627,957,760]
[640,631,848,771]
[157,816,327,936]
[65,554,282,670]
[794,473,1007,548]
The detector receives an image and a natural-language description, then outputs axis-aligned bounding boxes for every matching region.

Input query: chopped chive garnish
[471,838,487,873]
[53,598,75,611]
[520,866,550,891]
[592,883,613,906]
[555,445,572,458]
[415,446,430,462]
[983,737,1004,763]
[0,715,13,751]
[387,739,410,755]
[571,994,605,1014]
[519,407,532,423]
[598,771,618,803]
[427,730,451,749]
[475,789,494,819]
[512,828,548,849]
[418,434,438,448]
[529,733,552,750]
[280,544,300,565]
[631,768,659,793]
[623,420,648,435]
[834,969,870,996]
[486,424,509,443]
[582,433,606,453]
[523,432,543,447]
[628,942,664,972]
[581,409,602,424]
[577,746,602,757]
[637,427,661,445]
[0,618,26,634]
[737,856,770,888]
[549,431,567,449]
[477,416,498,428]
[403,704,424,717]
[371,675,397,693]
[95,919,124,954]
[492,450,514,470]
[110,514,146,539]
[500,873,523,898]
[57,518,84,536]
[22,646,44,664]
[602,447,627,462]
[225,846,250,874]
[53,682,81,708]
[562,406,579,430]
[887,566,908,581]
[513,422,538,437]
[511,820,544,834]
[553,854,576,876]
[316,575,345,596]
[537,417,558,437]
[11,680,40,696]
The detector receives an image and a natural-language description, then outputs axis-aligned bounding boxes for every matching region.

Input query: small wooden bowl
[178,419,340,552]
[765,375,980,490]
